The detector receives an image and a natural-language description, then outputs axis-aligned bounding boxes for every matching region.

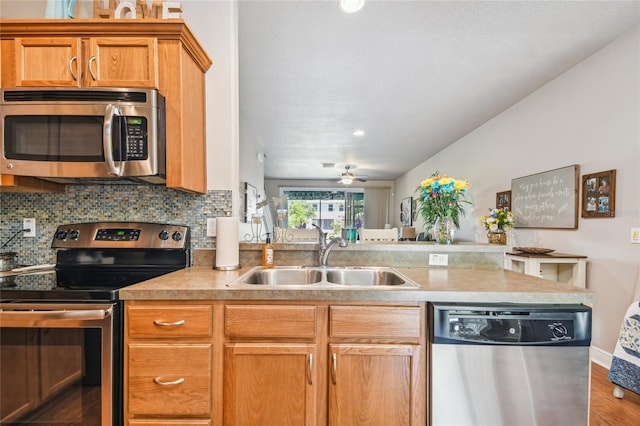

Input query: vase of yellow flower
[480,208,514,244]
[415,173,471,244]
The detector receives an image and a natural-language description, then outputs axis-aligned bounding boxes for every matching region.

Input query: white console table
[504,252,587,288]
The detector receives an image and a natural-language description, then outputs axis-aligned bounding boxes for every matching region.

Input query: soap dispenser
[262,233,275,268]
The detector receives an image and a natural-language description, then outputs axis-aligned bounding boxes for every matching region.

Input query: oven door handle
[0,307,112,322]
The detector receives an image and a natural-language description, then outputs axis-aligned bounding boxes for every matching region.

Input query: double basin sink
[231,266,419,289]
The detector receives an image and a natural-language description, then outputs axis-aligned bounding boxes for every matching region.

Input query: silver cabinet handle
[88,56,97,81]
[68,56,78,81]
[153,377,185,386]
[308,353,313,385]
[331,353,337,385]
[153,319,186,327]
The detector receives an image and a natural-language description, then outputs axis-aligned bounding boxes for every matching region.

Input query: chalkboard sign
[511,165,579,229]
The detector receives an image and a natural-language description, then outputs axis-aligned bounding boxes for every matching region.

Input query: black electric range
[1,221,190,301]
[0,222,190,426]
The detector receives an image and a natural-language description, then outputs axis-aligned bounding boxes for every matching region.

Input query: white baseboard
[591,345,613,369]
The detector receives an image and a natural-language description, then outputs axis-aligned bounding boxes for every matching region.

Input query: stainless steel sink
[233,266,418,288]
[241,267,323,285]
[325,267,409,286]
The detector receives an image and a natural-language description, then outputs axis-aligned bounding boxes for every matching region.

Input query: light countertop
[119,266,596,305]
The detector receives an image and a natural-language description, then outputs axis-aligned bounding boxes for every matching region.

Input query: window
[281,189,364,238]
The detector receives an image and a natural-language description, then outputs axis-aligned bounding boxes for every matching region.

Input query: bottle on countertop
[262,233,274,269]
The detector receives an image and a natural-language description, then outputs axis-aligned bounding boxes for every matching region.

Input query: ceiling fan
[338,165,367,184]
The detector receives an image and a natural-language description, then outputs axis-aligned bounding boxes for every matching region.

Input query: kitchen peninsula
[120,243,595,426]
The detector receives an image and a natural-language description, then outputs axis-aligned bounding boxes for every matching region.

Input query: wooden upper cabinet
[13,37,81,87]
[87,37,157,87]
[0,19,212,193]
[11,36,157,88]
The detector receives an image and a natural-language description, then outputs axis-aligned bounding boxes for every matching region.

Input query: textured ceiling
[239,0,640,181]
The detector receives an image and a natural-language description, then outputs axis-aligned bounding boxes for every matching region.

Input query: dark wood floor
[591,362,640,425]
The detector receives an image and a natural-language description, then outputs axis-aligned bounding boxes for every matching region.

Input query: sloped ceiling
[239,0,640,181]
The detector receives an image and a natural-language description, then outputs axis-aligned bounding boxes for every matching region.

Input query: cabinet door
[328,344,421,426]
[224,343,317,426]
[13,37,81,87]
[86,37,157,87]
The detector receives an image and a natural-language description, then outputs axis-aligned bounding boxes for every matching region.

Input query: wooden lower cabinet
[124,301,425,426]
[125,302,215,425]
[328,344,420,426]
[224,343,318,426]
[222,302,425,426]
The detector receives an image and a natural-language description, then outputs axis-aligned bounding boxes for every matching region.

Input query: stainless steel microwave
[0,88,166,184]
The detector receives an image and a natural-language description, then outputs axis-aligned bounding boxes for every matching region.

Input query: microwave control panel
[123,116,148,160]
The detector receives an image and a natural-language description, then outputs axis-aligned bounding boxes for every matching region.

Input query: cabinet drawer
[128,344,212,416]
[127,305,212,338]
[330,306,421,339]
[225,305,317,338]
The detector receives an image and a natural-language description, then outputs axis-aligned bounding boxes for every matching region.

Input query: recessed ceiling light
[339,0,365,14]
[352,129,365,137]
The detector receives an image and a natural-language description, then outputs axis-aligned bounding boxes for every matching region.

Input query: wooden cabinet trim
[330,305,422,340]
[225,305,318,339]
[0,175,65,192]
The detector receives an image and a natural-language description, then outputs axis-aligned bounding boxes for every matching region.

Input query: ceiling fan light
[339,0,364,14]
[341,176,353,184]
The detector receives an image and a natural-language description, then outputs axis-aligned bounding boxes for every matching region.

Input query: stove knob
[67,229,80,240]
[159,230,170,241]
[54,230,68,240]
[172,231,183,242]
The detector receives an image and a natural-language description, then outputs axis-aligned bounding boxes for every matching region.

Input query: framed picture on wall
[400,197,413,227]
[582,169,616,218]
[240,182,257,223]
[496,190,511,211]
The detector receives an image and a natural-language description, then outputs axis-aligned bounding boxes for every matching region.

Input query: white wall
[396,26,640,354]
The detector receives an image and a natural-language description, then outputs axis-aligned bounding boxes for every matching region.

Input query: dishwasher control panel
[429,303,592,346]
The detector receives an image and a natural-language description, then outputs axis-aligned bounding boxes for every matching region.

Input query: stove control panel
[95,228,141,241]
[52,222,190,249]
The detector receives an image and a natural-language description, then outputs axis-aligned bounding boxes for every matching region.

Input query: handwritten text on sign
[511,165,578,229]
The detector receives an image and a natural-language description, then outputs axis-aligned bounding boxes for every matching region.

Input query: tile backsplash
[0,184,232,266]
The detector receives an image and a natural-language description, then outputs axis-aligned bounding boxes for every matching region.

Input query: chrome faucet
[312,224,348,266]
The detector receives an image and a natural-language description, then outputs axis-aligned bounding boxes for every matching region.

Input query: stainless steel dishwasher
[429,303,591,426]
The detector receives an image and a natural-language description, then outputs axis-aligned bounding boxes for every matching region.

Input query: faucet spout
[320,237,348,267]
[312,223,326,248]
[312,224,347,266]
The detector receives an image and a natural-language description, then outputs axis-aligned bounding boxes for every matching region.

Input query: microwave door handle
[103,104,125,176]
